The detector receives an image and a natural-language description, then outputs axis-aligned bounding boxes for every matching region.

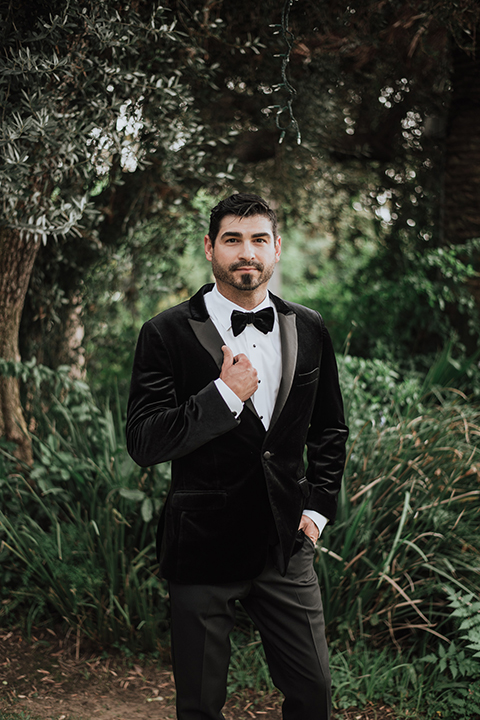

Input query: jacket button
[263,451,272,460]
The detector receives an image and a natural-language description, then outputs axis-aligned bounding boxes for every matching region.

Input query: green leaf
[141,497,153,523]
[119,488,145,502]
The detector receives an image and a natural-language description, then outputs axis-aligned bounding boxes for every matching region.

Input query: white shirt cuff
[302,510,328,540]
[214,378,244,419]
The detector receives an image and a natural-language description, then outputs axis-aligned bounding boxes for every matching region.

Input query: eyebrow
[220,231,272,239]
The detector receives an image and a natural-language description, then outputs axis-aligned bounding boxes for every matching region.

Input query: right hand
[220,345,258,402]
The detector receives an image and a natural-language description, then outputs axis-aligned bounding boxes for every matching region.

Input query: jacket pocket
[171,491,227,511]
[296,367,319,387]
[297,476,310,497]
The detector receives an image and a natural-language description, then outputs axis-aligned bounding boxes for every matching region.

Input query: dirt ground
[0,629,401,720]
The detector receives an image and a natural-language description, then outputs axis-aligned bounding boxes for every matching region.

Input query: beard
[211,257,275,292]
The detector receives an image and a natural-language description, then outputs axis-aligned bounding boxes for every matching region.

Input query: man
[126,193,348,720]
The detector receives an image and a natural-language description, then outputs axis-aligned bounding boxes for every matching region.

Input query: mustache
[229,261,264,272]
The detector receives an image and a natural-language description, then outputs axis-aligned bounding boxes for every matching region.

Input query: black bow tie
[231,307,275,337]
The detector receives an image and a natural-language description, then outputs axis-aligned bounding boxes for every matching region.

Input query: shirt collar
[207,284,274,332]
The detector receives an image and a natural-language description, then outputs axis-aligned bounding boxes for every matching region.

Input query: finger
[221,345,234,369]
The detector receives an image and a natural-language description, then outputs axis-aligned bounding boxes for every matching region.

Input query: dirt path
[0,629,399,720]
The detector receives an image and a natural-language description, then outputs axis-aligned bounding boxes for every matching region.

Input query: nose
[239,241,256,261]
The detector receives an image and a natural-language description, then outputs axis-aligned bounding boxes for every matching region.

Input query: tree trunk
[19,236,88,372]
[443,39,480,346]
[0,227,41,465]
[444,42,480,243]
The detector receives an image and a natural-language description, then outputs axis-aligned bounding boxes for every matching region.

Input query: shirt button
[263,451,272,460]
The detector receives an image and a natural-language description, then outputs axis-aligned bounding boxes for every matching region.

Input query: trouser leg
[168,580,245,720]
[241,538,331,720]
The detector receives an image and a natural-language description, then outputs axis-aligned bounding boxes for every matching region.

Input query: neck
[215,281,268,310]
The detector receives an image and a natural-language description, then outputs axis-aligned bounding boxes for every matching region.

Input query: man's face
[204,214,281,296]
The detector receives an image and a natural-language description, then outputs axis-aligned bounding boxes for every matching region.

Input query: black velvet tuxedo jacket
[126,284,348,584]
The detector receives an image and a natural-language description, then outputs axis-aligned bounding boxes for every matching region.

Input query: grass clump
[0,361,170,650]
[320,393,479,643]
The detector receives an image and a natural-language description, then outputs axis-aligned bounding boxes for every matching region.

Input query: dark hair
[208,193,278,245]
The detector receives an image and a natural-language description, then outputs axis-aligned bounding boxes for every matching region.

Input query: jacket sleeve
[126,320,239,467]
[305,320,349,523]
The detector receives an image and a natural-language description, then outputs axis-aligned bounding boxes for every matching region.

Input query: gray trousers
[168,535,331,720]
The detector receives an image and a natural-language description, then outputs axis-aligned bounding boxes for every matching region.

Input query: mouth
[230,263,262,272]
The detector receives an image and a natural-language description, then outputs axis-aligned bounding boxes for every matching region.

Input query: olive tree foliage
[0,0,220,462]
[0,1,208,239]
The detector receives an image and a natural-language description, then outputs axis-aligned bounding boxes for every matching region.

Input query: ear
[274,235,282,263]
[204,235,213,262]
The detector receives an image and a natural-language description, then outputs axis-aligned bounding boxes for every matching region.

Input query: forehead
[217,214,274,238]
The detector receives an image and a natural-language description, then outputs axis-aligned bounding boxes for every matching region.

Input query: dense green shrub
[318,394,480,643]
[0,361,170,649]
[283,220,480,360]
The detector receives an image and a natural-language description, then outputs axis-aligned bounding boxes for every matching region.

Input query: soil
[0,629,401,720]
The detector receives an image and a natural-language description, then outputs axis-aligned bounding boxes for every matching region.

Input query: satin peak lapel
[188,317,224,369]
[269,311,297,430]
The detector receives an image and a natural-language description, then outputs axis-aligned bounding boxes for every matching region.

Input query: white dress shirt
[204,285,328,539]
[205,284,282,429]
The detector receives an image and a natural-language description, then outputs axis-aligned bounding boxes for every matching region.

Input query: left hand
[298,514,319,544]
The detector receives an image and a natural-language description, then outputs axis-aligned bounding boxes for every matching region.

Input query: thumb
[221,345,234,369]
